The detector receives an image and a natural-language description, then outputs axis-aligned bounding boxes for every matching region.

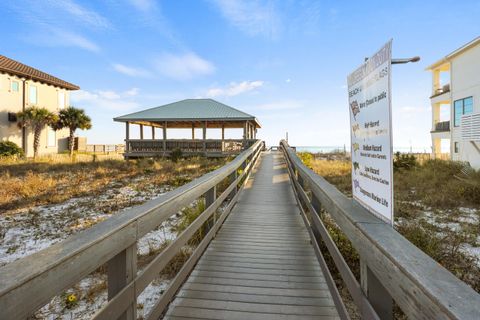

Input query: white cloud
[253,100,305,111]
[7,1,107,52]
[71,88,141,110]
[206,81,264,98]
[112,63,151,77]
[47,0,111,29]
[125,88,140,96]
[210,0,281,38]
[154,52,215,80]
[28,28,100,52]
[127,0,157,12]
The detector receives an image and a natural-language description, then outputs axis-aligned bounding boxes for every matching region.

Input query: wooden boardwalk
[164,151,340,320]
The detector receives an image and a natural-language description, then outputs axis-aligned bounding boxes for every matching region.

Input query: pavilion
[113,99,261,158]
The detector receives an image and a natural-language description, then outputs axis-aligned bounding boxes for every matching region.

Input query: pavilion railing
[126,139,257,155]
[0,140,265,320]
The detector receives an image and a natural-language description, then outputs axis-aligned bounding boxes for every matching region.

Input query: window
[29,85,37,104]
[47,127,56,147]
[454,142,459,153]
[58,91,65,109]
[11,81,19,92]
[454,96,473,127]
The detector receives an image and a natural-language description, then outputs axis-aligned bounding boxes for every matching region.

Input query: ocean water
[295,146,431,154]
[295,146,346,153]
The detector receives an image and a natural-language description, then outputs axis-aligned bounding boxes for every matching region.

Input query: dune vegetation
[298,151,480,295]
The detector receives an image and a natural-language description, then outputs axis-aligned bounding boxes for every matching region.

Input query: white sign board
[347,40,393,224]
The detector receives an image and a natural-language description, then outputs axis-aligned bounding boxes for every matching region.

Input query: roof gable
[0,55,79,90]
[426,36,480,70]
[114,99,259,126]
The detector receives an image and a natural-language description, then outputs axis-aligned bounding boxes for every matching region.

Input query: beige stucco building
[427,37,480,169]
[0,55,79,157]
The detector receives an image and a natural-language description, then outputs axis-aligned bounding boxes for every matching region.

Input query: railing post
[229,170,238,199]
[360,259,393,320]
[297,171,304,189]
[205,186,217,226]
[108,243,137,320]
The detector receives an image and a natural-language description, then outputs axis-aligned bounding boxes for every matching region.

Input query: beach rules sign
[347,40,394,225]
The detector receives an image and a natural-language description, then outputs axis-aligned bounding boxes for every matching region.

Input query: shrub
[0,141,24,157]
[297,152,314,168]
[393,152,417,171]
[171,148,183,163]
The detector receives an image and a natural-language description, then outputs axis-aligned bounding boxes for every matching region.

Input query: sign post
[347,40,394,225]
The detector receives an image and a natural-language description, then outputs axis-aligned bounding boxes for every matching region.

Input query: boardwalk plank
[176,290,334,306]
[164,152,340,319]
[169,298,338,316]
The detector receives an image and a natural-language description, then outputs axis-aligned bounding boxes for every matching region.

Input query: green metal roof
[114,99,260,127]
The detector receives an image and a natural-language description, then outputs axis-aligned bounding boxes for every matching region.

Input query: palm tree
[17,107,57,159]
[53,106,92,157]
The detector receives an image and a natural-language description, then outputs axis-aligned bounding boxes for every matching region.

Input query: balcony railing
[434,120,450,132]
[430,84,450,98]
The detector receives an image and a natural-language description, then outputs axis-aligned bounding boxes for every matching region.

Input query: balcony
[430,84,450,99]
[433,121,450,132]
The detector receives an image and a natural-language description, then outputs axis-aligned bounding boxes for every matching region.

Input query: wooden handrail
[280,140,480,319]
[0,140,264,319]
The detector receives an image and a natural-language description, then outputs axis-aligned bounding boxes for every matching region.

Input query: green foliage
[395,159,480,208]
[173,200,206,236]
[53,106,92,156]
[297,152,314,168]
[393,152,417,171]
[397,221,480,292]
[52,106,92,132]
[0,141,24,157]
[17,107,57,158]
[171,148,183,163]
[17,107,57,130]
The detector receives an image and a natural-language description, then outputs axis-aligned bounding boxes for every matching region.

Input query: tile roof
[0,55,79,90]
[114,99,261,127]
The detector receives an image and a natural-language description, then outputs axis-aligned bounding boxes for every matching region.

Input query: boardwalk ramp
[164,151,340,319]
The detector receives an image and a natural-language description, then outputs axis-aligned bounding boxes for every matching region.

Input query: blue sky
[1,0,480,148]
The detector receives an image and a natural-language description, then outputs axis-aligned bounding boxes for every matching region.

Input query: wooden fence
[0,140,264,320]
[280,140,480,319]
[85,144,125,154]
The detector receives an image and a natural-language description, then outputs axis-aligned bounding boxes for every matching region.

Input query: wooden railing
[434,120,450,132]
[280,140,480,320]
[0,140,264,320]
[126,139,258,156]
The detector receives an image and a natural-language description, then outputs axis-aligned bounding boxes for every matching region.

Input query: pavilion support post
[139,124,144,140]
[221,124,225,153]
[203,121,207,155]
[151,126,155,140]
[163,122,167,152]
[192,123,195,140]
[125,122,130,158]
[243,122,247,148]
